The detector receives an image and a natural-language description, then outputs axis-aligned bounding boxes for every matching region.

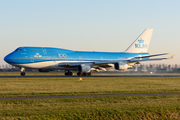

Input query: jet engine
[77,64,91,73]
[38,69,50,72]
[114,62,130,70]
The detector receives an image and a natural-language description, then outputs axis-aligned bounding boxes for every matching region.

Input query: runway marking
[0,93,180,100]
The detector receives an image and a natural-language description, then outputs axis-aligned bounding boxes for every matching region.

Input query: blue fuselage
[4,47,149,69]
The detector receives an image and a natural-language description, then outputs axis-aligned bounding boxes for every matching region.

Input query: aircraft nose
[4,54,11,63]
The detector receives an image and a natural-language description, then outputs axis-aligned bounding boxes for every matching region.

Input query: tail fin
[125,29,153,53]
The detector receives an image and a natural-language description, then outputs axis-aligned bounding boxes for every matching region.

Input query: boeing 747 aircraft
[4,29,176,76]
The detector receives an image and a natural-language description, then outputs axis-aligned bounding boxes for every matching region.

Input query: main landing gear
[64,71,73,76]
[64,71,92,76]
[77,72,91,76]
[20,68,26,76]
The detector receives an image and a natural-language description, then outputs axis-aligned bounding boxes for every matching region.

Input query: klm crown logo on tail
[135,38,147,48]
[138,39,144,43]
[125,29,153,53]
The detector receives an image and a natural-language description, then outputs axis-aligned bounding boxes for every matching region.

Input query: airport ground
[1,71,180,76]
[0,72,180,119]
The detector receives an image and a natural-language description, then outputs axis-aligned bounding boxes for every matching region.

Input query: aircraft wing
[94,53,176,64]
[58,54,177,67]
[58,61,116,66]
[58,62,93,66]
[130,54,177,62]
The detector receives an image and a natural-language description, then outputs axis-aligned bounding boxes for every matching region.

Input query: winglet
[167,54,177,59]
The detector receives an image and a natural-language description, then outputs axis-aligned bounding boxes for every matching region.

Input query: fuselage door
[100,57,103,61]
[42,48,47,54]
[30,55,34,63]
[79,56,82,61]
[53,55,56,62]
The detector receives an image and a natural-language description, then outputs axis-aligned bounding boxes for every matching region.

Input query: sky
[0,0,180,65]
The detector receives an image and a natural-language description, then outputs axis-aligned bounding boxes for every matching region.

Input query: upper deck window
[15,48,22,51]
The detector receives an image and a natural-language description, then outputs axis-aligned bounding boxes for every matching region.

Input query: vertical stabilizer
[125,29,153,53]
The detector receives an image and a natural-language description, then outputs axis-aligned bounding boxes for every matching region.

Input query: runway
[0,93,180,100]
[0,75,180,78]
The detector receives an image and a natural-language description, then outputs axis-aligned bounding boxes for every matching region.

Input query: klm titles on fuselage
[33,53,67,58]
[135,39,147,48]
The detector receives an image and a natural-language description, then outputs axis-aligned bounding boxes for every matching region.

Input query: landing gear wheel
[21,72,26,76]
[83,73,88,76]
[69,72,73,76]
[77,72,83,76]
[88,72,91,76]
[77,72,91,76]
[65,71,73,76]
[20,68,26,76]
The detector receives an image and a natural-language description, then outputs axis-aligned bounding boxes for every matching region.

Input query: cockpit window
[15,48,22,51]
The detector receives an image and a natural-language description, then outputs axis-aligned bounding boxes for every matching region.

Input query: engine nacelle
[114,62,129,70]
[38,69,50,72]
[77,64,91,73]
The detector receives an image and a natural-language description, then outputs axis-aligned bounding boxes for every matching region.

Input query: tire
[83,73,89,76]
[69,72,73,76]
[21,72,26,76]
[88,72,91,76]
[77,72,82,76]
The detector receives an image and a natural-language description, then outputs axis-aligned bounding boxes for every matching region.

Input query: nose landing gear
[20,68,26,76]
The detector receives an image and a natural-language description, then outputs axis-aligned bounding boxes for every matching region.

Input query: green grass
[1,76,180,119]
[0,77,180,97]
[0,95,180,119]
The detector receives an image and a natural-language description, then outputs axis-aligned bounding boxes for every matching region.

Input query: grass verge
[0,77,180,97]
[0,95,180,119]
